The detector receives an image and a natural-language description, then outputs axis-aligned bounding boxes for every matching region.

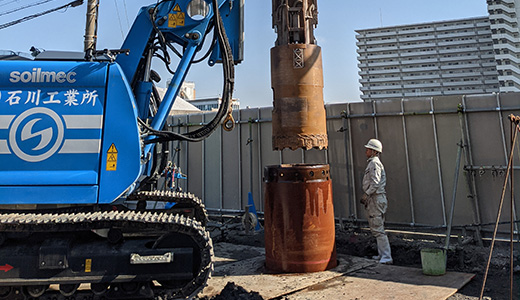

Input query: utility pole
[84,0,99,59]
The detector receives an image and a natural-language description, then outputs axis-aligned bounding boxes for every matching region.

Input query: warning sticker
[85,259,92,273]
[106,144,118,171]
[168,5,185,28]
[168,13,185,27]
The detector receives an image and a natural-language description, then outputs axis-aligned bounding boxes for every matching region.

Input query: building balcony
[492,42,518,53]
[491,33,518,44]
[363,53,399,60]
[482,62,498,67]
[489,13,517,24]
[443,89,485,95]
[399,42,437,50]
[489,22,517,33]
[443,72,484,79]
[484,70,499,75]
[436,23,479,32]
[403,82,441,89]
[402,74,440,80]
[439,55,480,62]
[365,93,404,99]
[438,47,479,54]
[401,66,439,72]
[438,31,480,39]
[488,3,516,13]
[362,68,401,75]
[437,39,477,46]
[484,79,500,84]
[398,35,436,42]
[400,58,438,65]
[367,76,402,82]
[476,21,491,28]
[363,84,402,91]
[498,74,520,83]
[368,61,401,67]
[400,50,438,57]
[495,53,520,63]
[364,45,400,52]
[443,80,484,86]
[440,63,481,70]
[398,27,436,35]
[362,38,398,46]
[499,86,520,92]
[360,30,400,38]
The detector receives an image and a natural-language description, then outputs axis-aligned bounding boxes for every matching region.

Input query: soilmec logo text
[9,68,76,84]
[9,107,64,162]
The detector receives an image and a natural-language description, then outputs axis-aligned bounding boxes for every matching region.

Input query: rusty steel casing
[271,44,328,151]
[264,164,337,273]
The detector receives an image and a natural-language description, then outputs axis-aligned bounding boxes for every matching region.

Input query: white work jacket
[362,156,386,196]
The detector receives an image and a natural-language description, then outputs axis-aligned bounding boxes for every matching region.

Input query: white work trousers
[365,193,392,263]
[366,193,387,238]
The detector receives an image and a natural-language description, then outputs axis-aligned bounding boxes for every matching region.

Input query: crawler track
[0,194,213,300]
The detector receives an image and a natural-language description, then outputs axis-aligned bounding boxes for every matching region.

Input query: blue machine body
[0,0,243,206]
[0,61,141,204]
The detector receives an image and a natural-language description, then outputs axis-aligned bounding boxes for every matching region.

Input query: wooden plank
[201,243,475,300]
[200,243,376,299]
[287,264,475,300]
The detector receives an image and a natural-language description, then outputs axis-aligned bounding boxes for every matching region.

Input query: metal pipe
[237,109,243,210]
[464,166,520,170]
[372,101,379,140]
[401,100,416,225]
[460,97,483,228]
[431,98,447,226]
[219,125,224,211]
[248,118,254,209]
[346,105,358,219]
[510,118,515,300]
[342,109,354,219]
[445,140,463,252]
[257,109,264,211]
[201,114,206,204]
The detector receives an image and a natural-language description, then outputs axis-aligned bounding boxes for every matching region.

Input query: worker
[361,138,393,264]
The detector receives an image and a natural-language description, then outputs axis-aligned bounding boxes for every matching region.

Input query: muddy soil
[210,221,519,300]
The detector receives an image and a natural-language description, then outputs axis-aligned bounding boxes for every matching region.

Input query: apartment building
[356,0,520,101]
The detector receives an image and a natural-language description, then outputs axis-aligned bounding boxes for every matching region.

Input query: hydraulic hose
[145,0,235,143]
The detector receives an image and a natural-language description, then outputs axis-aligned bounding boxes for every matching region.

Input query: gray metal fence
[166,93,520,234]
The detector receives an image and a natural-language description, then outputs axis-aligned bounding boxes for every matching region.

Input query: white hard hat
[364,139,382,153]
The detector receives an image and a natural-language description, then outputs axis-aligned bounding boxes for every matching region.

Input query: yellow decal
[176,12,185,26]
[168,5,185,28]
[85,259,92,273]
[106,144,118,171]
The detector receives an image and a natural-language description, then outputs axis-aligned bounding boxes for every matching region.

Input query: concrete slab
[286,264,475,300]
[200,243,474,300]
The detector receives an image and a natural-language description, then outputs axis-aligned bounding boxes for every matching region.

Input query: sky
[0,0,490,108]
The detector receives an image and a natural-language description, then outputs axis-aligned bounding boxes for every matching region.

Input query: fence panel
[169,93,520,234]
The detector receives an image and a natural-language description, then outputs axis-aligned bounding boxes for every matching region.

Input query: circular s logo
[9,107,64,162]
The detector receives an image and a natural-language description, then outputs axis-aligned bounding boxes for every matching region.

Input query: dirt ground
[205,219,519,300]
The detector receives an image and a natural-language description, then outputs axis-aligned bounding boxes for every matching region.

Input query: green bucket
[420,248,446,276]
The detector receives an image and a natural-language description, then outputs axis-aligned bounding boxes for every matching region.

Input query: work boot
[376,235,393,264]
